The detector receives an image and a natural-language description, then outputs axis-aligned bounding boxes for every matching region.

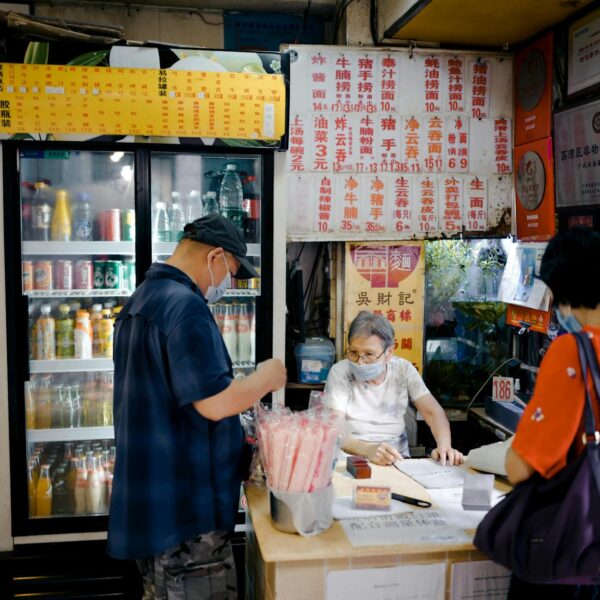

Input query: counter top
[245,461,511,564]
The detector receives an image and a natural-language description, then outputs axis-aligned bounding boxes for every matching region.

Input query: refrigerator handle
[21,294,30,383]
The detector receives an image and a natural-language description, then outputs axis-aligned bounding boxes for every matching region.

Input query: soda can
[95,211,106,241]
[104,260,122,289]
[248,266,260,290]
[22,260,33,291]
[121,209,135,242]
[122,259,136,292]
[93,260,106,289]
[54,260,73,290]
[104,209,121,242]
[33,260,53,290]
[234,278,249,290]
[74,259,93,289]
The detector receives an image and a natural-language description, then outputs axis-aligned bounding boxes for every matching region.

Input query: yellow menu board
[0,63,286,140]
[344,242,425,371]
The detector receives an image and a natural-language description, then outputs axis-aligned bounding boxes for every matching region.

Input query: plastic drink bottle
[51,189,72,241]
[28,461,36,516]
[153,201,170,242]
[72,192,93,241]
[219,163,244,229]
[35,376,53,429]
[85,456,101,514]
[237,303,252,363]
[222,303,238,363]
[36,305,56,360]
[74,458,87,514]
[74,310,92,359]
[36,464,53,516]
[31,182,52,241]
[98,309,114,359]
[90,304,103,358]
[56,303,74,358]
[169,196,185,242]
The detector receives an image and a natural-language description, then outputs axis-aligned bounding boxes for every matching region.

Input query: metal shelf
[23,241,135,256]
[27,426,114,443]
[233,361,255,369]
[26,289,132,298]
[223,289,260,298]
[30,358,113,373]
[152,242,260,257]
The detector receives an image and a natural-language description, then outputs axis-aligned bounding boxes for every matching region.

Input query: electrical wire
[370,0,379,45]
[295,0,313,44]
[331,0,357,44]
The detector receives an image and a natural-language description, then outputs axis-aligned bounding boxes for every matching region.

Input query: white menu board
[286,46,514,241]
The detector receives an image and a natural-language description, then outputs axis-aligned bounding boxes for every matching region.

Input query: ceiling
[382,0,597,47]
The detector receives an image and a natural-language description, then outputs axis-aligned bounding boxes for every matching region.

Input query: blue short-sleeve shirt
[107,263,243,560]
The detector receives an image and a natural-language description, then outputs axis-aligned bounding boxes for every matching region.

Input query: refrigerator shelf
[30,358,113,373]
[25,289,132,298]
[233,361,255,369]
[152,242,260,257]
[23,241,136,256]
[224,289,260,298]
[26,426,115,443]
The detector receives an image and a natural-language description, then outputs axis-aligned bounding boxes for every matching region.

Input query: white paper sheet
[427,487,505,529]
[340,510,471,546]
[327,562,446,600]
[451,560,510,599]
[332,496,412,520]
[394,458,466,488]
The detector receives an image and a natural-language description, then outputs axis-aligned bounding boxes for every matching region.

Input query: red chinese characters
[446,116,469,172]
[333,53,354,112]
[311,114,330,171]
[445,57,465,113]
[377,114,400,172]
[339,175,361,233]
[403,116,422,173]
[417,176,438,233]
[332,114,355,172]
[423,56,441,113]
[357,114,377,173]
[365,176,386,233]
[441,176,463,233]
[315,175,334,233]
[389,176,412,234]
[378,54,399,112]
[288,114,307,172]
[470,60,490,118]
[424,116,445,173]
[309,52,331,112]
[494,117,512,174]
[465,176,488,231]
[356,55,375,112]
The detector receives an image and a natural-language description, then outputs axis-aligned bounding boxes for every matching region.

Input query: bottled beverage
[169,195,185,242]
[249,305,256,363]
[96,453,107,513]
[153,201,170,242]
[187,189,202,222]
[36,305,55,360]
[25,381,36,430]
[121,209,135,242]
[61,385,76,428]
[85,455,101,514]
[90,304,103,358]
[82,373,97,426]
[99,372,114,426]
[21,181,35,239]
[29,305,37,360]
[51,189,72,241]
[72,192,93,241]
[71,385,82,428]
[27,461,36,517]
[56,303,74,359]
[237,303,252,363]
[36,464,53,516]
[202,191,220,217]
[31,182,52,241]
[74,457,87,514]
[35,376,53,429]
[222,303,238,363]
[122,259,136,292]
[67,456,78,513]
[98,309,114,359]
[51,384,66,429]
[23,260,34,292]
[52,467,70,515]
[219,163,244,229]
[74,310,92,359]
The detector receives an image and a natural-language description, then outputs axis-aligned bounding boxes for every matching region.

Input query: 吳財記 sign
[554,97,600,208]
[344,241,425,371]
[568,7,600,96]
[285,46,514,241]
[515,137,556,241]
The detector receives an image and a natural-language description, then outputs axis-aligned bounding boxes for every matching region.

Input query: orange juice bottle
[35,464,53,516]
[27,461,36,516]
[51,189,72,241]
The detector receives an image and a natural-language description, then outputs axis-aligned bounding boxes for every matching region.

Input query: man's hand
[256,358,287,392]
[366,442,402,466]
[431,447,464,466]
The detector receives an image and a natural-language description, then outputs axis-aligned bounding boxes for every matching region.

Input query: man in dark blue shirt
[107,213,286,599]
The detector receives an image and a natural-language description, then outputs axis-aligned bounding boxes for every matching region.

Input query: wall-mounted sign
[568,6,600,96]
[506,304,550,334]
[286,46,514,241]
[515,33,553,145]
[554,97,600,208]
[344,242,425,371]
[515,137,555,241]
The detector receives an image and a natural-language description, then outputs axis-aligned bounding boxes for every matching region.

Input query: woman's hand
[431,447,464,466]
[366,442,402,466]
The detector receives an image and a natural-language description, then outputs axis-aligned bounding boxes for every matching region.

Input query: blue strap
[574,331,600,444]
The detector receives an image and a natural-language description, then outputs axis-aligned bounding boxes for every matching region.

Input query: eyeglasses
[345,348,386,364]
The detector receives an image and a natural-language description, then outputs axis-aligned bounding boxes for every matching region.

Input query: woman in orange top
[506,227,600,599]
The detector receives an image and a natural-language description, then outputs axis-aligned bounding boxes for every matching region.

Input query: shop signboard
[554,98,600,208]
[568,6,600,96]
[344,241,425,372]
[515,32,553,145]
[286,46,514,241]
[505,304,550,335]
[514,137,555,241]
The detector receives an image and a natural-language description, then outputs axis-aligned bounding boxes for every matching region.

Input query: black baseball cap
[181,213,259,280]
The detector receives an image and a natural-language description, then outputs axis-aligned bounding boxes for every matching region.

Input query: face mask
[206,254,231,304]
[556,308,582,333]
[348,360,386,381]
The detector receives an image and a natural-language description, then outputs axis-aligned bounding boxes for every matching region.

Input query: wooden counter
[244,462,510,599]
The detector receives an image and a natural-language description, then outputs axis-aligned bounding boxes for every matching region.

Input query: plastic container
[294,337,336,384]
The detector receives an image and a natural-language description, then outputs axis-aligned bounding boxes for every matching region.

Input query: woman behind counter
[323,311,463,466]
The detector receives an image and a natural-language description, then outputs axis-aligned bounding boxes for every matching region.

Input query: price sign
[492,376,514,402]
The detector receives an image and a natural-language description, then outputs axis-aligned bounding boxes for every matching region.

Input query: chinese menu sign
[568,7,600,96]
[287,47,514,240]
[344,242,425,371]
[0,63,285,140]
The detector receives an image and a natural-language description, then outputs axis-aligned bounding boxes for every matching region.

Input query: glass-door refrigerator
[4,143,273,538]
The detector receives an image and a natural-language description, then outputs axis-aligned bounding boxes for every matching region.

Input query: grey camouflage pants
[136,530,237,600]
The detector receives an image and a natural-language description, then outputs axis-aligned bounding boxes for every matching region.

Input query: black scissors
[391,492,432,508]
